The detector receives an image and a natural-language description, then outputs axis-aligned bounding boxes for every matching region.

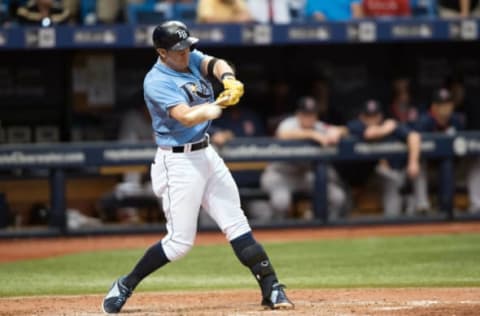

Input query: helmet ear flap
[189,43,197,52]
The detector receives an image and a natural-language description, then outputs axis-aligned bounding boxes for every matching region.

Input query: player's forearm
[364,120,396,140]
[213,59,235,80]
[330,126,348,138]
[460,0,471,16]
[173,103,222,127]
[407,132,421,165]
[278,129,330,145]
[364,126,390,140]
[351,3,363,18]
[277,129,316,141]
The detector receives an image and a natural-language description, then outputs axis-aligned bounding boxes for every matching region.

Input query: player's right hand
[204,104,223,120]
[383,119,398,132]
[310,131,330,146]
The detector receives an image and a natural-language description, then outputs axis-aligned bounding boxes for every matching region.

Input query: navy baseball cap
[296,96,318,113]
[361,99,383,115]
[152,20,199,51]
[432,88,453,104]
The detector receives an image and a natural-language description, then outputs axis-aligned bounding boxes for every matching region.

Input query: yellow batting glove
[223,77,244,96]
[216,77,244,107]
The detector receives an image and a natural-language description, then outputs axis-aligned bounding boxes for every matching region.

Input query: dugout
[0,21,479,236]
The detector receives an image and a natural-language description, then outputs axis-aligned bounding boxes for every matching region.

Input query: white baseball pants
[150,145,251,261]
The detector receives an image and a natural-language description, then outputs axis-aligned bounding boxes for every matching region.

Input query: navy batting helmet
[152,21,198,51]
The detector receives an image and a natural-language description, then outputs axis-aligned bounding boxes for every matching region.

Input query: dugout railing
[0,132,479,237]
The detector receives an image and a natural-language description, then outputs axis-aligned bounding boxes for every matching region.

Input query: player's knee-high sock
[230,232,278,299]
[123,241,170,290]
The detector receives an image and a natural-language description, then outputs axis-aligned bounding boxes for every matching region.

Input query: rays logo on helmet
[176,30,188,39]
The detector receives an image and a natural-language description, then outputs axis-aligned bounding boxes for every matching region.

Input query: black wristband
[221,72,235,80]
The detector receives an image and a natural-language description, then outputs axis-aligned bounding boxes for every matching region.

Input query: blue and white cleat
[261,283,294,310]
[102,276,132,314]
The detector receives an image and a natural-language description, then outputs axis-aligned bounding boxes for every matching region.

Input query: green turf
[1,233,480,297]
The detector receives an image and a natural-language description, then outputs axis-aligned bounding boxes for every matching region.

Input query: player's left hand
[216,77,244,107]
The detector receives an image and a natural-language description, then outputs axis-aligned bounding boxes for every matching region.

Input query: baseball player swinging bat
[102,20,293,314]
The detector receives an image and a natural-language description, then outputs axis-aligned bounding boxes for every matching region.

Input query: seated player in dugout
[343,99,421,217]
[209,107,266,145]
[99,93,157,224]
[261,96,349,221]
[412,88,468,213]
[445,76,480,214]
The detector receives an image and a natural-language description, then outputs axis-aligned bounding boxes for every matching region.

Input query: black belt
[172,137,209,153]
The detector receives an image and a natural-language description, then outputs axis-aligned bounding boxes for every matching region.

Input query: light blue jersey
[144,49,214,146]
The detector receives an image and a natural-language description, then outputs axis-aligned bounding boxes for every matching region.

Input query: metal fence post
[314,161,328,223]
[439,158,454,220]
[49,168,67,233]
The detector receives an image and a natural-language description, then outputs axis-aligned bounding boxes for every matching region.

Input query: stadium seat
[0,1,8,24]
[1,0,29,24]
[0,0,8,11]
[289,0,306,23]
[410,0,437,18]
[127,0,173,25]
[80,0,96,24]
[4,0,29,8]
[172,2,197,22]
[134,10,166,25]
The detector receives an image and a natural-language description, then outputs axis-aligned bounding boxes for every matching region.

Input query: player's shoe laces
[261,283,294,310]
[102,276,132,314]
